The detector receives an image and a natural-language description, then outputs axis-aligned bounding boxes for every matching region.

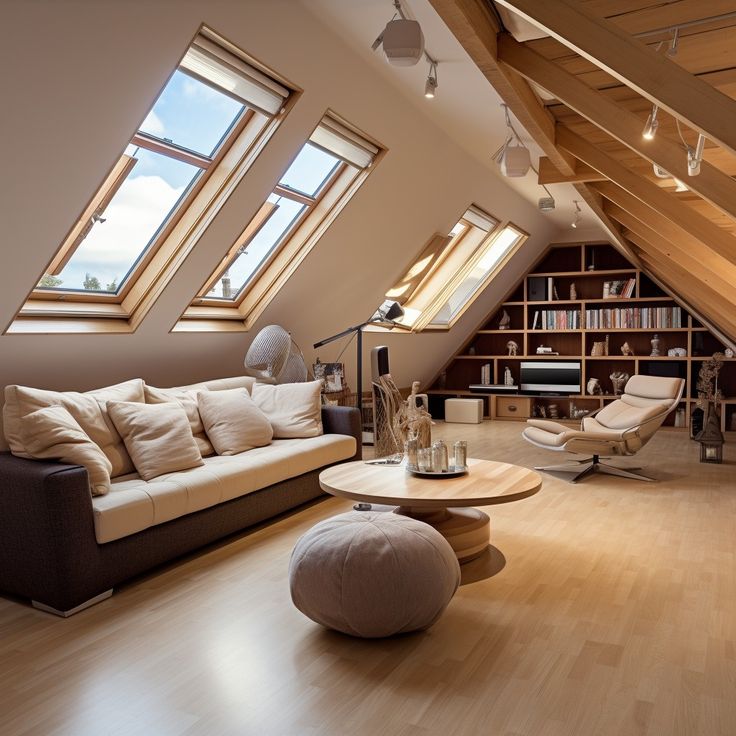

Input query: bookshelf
[427,242,736,433]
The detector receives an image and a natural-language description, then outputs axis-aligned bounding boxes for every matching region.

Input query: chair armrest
[321,405,362,460]
[526,419,572,434]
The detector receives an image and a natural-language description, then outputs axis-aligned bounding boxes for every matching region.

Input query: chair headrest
[624,375,684,401]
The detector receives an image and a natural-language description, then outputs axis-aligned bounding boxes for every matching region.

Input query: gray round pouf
[289,511,461,638]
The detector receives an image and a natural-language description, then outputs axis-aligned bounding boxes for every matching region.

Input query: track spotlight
[492,105,532,177]
[642,105,659,140]
[571,200,582,229]
[687,133,705,177]
[424,61,438,98]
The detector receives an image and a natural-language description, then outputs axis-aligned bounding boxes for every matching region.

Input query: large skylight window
[374,205,505,332]
[429,225,526,327]
[179,113,381,331]
[15,28,292,334]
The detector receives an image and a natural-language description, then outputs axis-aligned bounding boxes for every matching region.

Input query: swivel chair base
[536,454,656,483]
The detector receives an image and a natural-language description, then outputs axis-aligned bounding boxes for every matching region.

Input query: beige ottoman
[289,511,460,638]
[445,398,484,423]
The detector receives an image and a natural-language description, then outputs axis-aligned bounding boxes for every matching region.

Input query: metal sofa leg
[32,589,113,617]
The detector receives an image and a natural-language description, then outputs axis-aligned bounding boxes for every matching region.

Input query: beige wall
[0,0,558,445]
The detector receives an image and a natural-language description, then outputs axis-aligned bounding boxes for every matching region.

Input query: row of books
[602,278,636,299]
[585,306,683,329]
[531,310,581,330]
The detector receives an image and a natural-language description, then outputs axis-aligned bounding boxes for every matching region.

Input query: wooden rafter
[556,127,736,270]
[493,0,736,156]
[497,33,736,225]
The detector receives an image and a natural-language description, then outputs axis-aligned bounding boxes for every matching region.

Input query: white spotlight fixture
[538,196,555,212]
[492,104,532,177]
[642,105,659,140]
[424,61,438,98]
[687,133,706,177]
[571,200,582,229]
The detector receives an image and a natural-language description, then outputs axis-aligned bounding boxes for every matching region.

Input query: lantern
[696,406,724,464]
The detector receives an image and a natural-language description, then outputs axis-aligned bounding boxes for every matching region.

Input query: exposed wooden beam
[601,199,736,308]
[493,0,736,157]
[557,127,736,270]
[498,34,736,225]
[427,0,574,176]
[538,157,606,184]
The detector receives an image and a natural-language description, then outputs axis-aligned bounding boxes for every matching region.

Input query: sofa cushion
[3,379,144,477]
[108,401,203,481]
[20,406,113,496]
[197,387,273,455]
[92,434,357,543]
[176,376,257,394]
[251,380,323,438]
[144,384,214,457]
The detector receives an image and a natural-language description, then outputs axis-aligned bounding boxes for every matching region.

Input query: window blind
[310,115,380,169]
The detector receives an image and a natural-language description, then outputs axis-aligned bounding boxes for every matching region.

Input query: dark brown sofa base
[0,405,361,614]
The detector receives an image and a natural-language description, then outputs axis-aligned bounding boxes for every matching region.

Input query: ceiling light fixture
[492,104,531,177]
[571,200,582,229]
[687,133,706,176]
[371,1,441,97]
[424,60,438,98]
[642,104,659,140]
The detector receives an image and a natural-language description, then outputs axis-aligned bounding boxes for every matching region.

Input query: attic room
[1,0,735,733]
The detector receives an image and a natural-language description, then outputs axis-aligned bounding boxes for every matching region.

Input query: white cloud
[58,174,184,289]
[141,110,165,137]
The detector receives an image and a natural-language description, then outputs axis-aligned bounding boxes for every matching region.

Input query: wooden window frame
[10,27,297,335]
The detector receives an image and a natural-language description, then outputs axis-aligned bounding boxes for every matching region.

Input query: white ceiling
[303,0,603,234]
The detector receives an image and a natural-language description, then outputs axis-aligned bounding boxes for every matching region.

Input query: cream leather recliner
[522,375,685,483]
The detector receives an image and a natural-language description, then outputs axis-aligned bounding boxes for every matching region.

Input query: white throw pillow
[3,379,145,477]
[251,380,323,439]
[197,388,273,455]
[19,405,113,496]
[144,384,214,457]
[107,401,203,481]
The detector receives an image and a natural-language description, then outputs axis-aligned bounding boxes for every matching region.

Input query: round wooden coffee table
[319,458,542,563]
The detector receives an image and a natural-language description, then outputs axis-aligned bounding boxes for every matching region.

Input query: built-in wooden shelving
[427,242,736,434]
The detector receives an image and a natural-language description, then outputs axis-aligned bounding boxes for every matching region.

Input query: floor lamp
[313,301,404,441]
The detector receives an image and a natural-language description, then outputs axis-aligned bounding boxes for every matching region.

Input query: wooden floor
[1,422,735,736]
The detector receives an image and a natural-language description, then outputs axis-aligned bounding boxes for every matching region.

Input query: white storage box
[444,398,484,424]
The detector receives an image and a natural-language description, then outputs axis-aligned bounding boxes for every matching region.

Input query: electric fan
[243,325,308,384]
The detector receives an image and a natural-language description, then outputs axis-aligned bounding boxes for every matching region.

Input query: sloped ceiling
[427,0,736,348]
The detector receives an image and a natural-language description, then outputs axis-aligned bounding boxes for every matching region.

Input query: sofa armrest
[321,405,362,460]
[0,452,99,608]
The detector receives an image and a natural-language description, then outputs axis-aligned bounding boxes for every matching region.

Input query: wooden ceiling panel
[434,0,736,342]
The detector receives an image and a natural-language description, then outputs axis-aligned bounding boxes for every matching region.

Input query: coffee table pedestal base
[395,506,490,563]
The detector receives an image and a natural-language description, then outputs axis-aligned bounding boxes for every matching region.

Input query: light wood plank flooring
[1,423,735,736]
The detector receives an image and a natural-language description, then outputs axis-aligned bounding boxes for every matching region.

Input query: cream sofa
[0,376,361,615]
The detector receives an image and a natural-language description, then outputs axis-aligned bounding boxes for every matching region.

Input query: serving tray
[406,467,468,479]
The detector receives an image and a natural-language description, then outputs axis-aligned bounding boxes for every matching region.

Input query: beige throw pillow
[144,384,214,457]
[19,406,113,496]
[251,380,323,438]
[3,379,145,477]
[197,388,273,455]
[107,401,203,481]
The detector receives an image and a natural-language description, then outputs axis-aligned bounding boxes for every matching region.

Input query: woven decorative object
[289,512,460,638]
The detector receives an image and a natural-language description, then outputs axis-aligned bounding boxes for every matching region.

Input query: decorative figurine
[609,371,629,396]
[650,334,661,357]
[621,341,634,356]
[570,282,577,300]
[591,335,609,357]
[587,377,602,395]
[548,404,559,419]
[503,366,514,386]
[468,344,476,356]
[725,347,734,358]
[506,340,519,356]
[498,309,511,330]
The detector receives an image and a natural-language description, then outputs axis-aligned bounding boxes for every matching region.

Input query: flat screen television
[520,361,581,394]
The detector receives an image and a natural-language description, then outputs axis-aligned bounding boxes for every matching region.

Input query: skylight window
[180,113,382,331]
[429,225,526,327]
[375,205,505,332]
[15,28,293,334]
